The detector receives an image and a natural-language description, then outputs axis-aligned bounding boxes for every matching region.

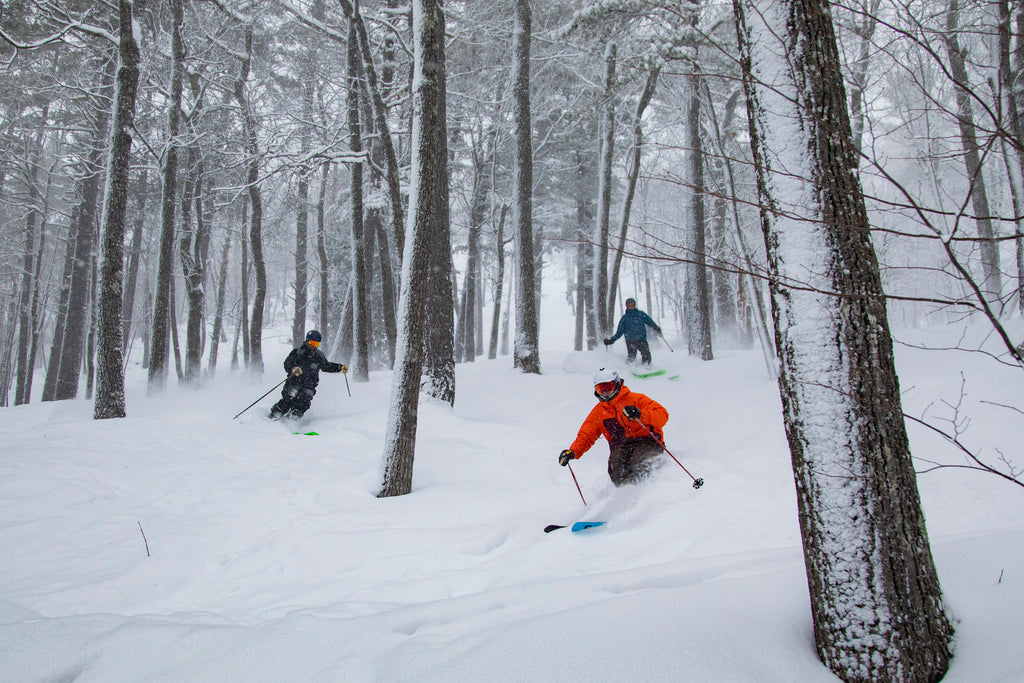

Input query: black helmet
[305,330,322,343]
[625,298,636,307]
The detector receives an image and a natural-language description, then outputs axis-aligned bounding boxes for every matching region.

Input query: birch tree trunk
[512,0,540,374]
[379,0,447,497]
[95,0,140,419]
[733,0,954,679]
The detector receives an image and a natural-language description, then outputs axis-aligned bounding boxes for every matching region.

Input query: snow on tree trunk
[379,0,447,498]
[95,0,140,419]
[348,22,370,383]
[685,69,713,362]
[733,0,954,680]
[594,42,615,336]
[512,0,540,374]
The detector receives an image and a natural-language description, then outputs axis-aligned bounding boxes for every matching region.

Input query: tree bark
[512,0,540,374]
[685,71,713,361]
[733,0,954,678]
[347,21,370,382]
[237,26,266,374]
[594,42,616,335]
[94,0,140,419]
[380,0,447,497]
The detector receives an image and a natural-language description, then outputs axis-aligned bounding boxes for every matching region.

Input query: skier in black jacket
[269,330,347,419]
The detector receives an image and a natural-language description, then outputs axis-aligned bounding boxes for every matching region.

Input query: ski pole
[567,462,587,505]
[342,366,351,396]
[233,377,287,419]
[659,330,674,352]
[639,422,703,489]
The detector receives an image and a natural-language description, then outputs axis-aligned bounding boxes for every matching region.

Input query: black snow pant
[607,437,664,486]
[270,382,316,419]
[625,338,652,365]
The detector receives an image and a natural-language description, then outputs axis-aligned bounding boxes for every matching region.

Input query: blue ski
[543,521,606,533]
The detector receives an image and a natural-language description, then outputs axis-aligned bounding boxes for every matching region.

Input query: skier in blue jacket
[604,298,662,365]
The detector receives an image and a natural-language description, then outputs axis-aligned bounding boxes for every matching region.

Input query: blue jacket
[609,308,660,343]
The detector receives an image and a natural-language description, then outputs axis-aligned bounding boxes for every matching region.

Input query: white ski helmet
[593,368,623,401]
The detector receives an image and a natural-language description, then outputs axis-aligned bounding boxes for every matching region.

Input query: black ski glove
[603,338,613,346]
[558,449,575,466]
[623,405,641,421]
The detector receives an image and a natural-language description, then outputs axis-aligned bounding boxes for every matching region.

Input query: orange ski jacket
[568,385,669,458]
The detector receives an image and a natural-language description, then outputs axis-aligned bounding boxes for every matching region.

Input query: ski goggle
[595,381,617,395]
[307,340,320,348]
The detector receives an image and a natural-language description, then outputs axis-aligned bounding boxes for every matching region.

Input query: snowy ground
[1,317,1022,681]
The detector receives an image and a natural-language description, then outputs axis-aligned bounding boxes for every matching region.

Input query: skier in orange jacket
[558,368,669,486]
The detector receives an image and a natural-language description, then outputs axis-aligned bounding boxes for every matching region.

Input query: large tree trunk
[685,67,713,361]
[347,22,370,382]
[239,199,251,368]
[421,10,455,405]
[292,75,314,348]
[594,42,616,335]
[178,93,208,387]
[94,0,140,419]
[237,26,266,374]
[733,0,954,679]
[512,0,540,374]
[380,0,447,497]
[148,0,185,391]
